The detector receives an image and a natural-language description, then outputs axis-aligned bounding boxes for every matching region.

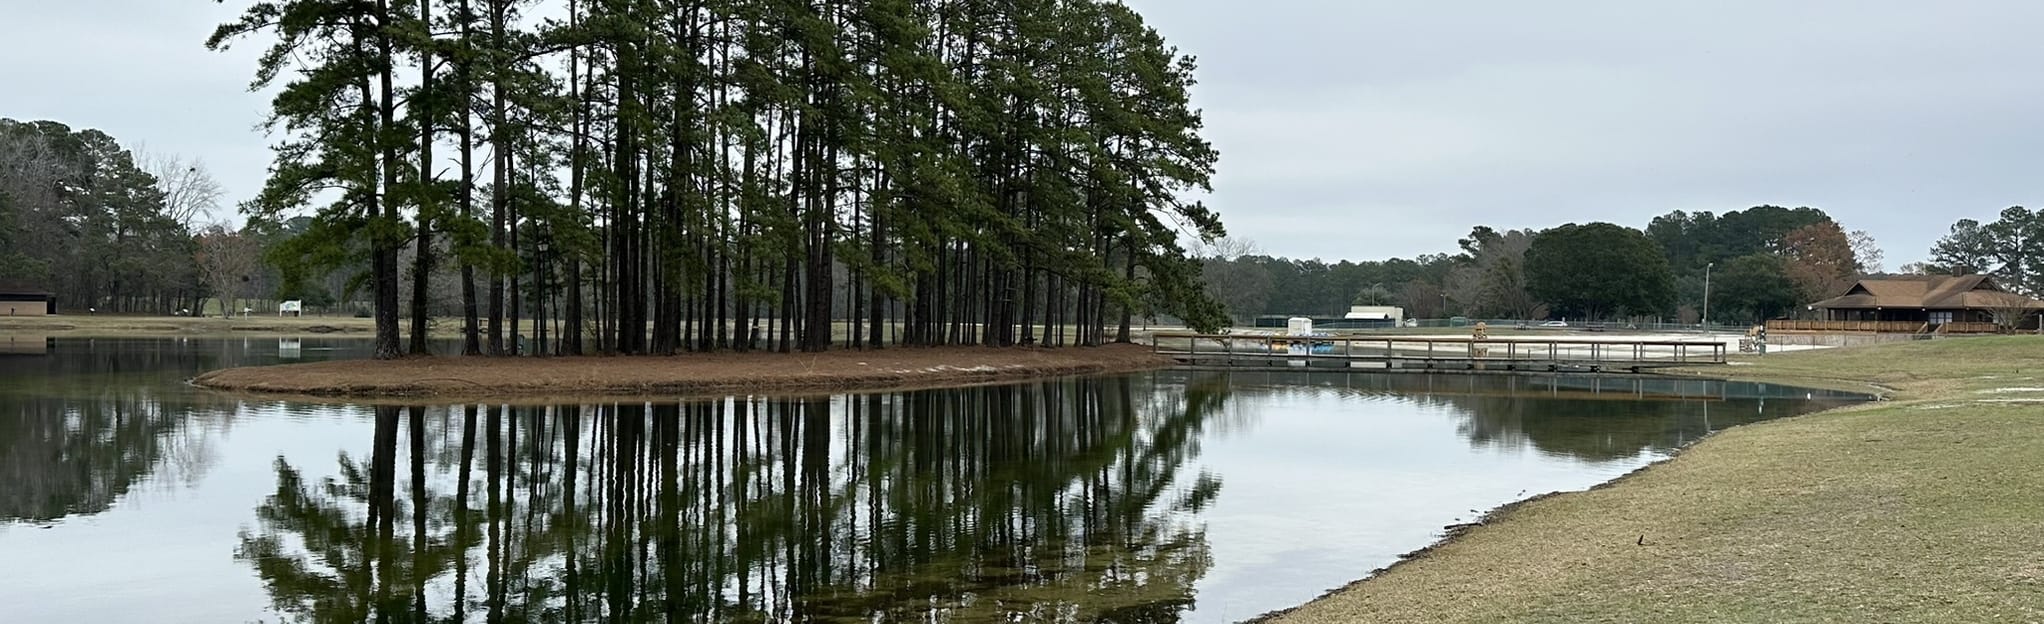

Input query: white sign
[279,300,303,316]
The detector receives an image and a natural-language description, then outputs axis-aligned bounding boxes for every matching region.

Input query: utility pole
[1703,262,1715,335]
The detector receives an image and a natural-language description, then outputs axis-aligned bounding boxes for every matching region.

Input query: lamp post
[1703,262,1714,335]
[536,237,549,357]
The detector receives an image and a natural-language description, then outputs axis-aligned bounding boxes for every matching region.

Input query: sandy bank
[191,343,1173,401]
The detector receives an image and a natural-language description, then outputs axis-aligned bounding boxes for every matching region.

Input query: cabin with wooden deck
[1782,275,2043,333]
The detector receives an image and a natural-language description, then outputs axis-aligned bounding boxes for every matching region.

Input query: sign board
[279,300,303,316]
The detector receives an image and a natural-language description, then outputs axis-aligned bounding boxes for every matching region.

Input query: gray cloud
[6,1,2040,267]
[1133,0,2044,264]
[0,2,271,213]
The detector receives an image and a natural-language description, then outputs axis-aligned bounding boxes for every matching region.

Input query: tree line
[208,0,1227,360]
[1920,206,2044,296]
[0,119,255,315]
[1200,205,1886,325]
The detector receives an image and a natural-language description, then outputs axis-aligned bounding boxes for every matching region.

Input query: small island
[192,343,1174,401]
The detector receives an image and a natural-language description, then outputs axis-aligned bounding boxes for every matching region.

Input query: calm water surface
[0,337,1864,623]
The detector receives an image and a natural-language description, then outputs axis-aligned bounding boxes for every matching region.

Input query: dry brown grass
[1270,336,2044,623]
[192,343,1174,402]
[0,314,381,336]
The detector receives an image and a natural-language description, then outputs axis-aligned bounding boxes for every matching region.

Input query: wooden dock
[1152,333,1727,373]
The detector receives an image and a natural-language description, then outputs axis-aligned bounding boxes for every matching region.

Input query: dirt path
[191,344,1173,402]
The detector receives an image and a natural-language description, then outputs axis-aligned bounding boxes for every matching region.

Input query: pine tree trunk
[370,0,403,360]
[485,0,509,356]
[409,0,435,355]
[456,0,481,355]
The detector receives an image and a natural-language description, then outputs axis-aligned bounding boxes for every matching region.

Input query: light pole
[536,237,549,356]
[1703,262,1714,335]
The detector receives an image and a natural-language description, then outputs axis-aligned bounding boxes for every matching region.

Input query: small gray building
[0,280,54,316]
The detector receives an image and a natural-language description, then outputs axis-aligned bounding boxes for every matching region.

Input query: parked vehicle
[1539,320,1569,328]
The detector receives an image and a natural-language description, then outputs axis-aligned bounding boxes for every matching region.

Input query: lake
[0,337,1865,623]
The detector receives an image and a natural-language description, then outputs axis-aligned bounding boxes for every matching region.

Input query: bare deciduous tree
[1848,229,1885,275]
[195,224,263,318]
[1189,236,1262,261]
[1978,291,2043,333]
[136,146,225,230]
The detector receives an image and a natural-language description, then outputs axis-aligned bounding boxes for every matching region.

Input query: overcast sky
[7,1,2043,267]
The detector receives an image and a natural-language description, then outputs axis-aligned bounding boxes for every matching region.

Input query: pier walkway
[1152,333,1727,373]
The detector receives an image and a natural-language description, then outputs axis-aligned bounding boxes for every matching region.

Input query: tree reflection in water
[236,376,1233,623]
[0,336,361,525]
[1,388,234,523]
[1155,370,1864,463]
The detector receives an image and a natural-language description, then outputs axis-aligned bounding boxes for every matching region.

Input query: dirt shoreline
[191,343,1174,402]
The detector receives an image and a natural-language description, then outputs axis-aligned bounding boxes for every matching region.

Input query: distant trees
[1353,283,1395,306]
[1927,207,2042,295]
[1848,230,1884,274]
[1195,239,1272,324]
[1647,205,1831,273]
[195,225,265,318]
[0,118,215,313]
[1928,219,1997,276]
[1524,223,1674,320]
[1648,205,1833,317]
[138,148,226,230]
[1447,226,1539,319]
[1711,254,1800,324]
[1188,207,1891,325]
[1190,254,1456,319]
[1778,221,1861,304]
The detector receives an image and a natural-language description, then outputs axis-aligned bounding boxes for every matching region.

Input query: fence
[1282,318,1741,333]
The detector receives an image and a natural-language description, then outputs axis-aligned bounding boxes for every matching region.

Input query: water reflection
[0,389,221,522]
[0,333,50,355]
[1171,370,1866,462]
[235,378,1231,623]
[0,339,1871,623]
[0,338,367,524]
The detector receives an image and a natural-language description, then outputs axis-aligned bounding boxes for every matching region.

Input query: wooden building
[0,280,54,316]
[1782,275,2044,333]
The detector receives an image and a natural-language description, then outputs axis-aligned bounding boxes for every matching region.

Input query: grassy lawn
[0,313,381,336]
[1271,336,2044,623]
[0,314,535,338]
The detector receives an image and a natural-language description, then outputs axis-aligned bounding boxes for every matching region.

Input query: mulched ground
[191,343,1174,401]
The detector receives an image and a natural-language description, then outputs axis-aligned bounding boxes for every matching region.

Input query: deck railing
[1939,322,2003,334]
[1765,320,2003,334]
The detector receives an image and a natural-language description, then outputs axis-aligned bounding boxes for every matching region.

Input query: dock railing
[1151,333,1728,370]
